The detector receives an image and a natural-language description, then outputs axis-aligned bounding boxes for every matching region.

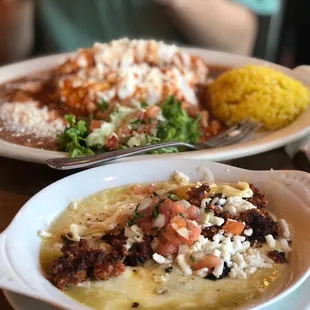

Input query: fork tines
[204,120,262,148]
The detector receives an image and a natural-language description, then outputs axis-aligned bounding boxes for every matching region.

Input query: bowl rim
[0,158,310,310]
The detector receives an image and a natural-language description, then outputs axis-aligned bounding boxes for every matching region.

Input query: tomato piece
[178,235,195,246]
[148,183,157,194]
[186,206,201,221]
[187,220,202,241]
[89,120,103,131]
[162,232,182,246]
[159,199,174,217]
[170,216,187,229]
[105,135,119,150]
[222,219,245,235]
[171,202,186,216]
[138,219,153,233]
[156,242,178,256]
[145,105,160,118]
[132,185,145,195]
[191,255,222,271]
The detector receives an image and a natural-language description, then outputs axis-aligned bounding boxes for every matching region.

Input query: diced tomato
[138,219,153,233]
[171,202,186,215]
[89,120,103,131]
[187,221,202,241]
[159,199,174,217]
[170,216,187,229]
[156,242,178,256]
[132,185,145,195]
[162,232,182,246]
[118,124,131,135]
[165,223,176,232]
[145,105,160,118]
[186,206,201,221]
[191,255,222,271]
[148,183,157,194]
[177,220,201,245]
[132,184,157,196]
[105,135,119,150]
[222,219,245,235]
[137,111,145,120]
[178,235,195,246]
[159,199,186,220]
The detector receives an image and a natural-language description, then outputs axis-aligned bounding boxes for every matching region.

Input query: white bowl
[0,158,310,310]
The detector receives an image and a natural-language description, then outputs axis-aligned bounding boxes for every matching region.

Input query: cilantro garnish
[98,100,109,111]
[128,204,144,226]
[152,203,160,219]
[141,102,149,108]
[156,96,200,145]
[168,194,179,201]
[57,115,95,157]
[189,255,196,262]
[178,213,185,218]
[130,119,142,125]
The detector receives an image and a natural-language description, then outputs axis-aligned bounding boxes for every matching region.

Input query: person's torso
[37,0,186,53]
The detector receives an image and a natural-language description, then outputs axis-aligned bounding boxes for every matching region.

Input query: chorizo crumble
[46,173,292,291]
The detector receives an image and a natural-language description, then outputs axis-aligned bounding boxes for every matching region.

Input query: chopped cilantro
[128,204,144,226]
[178,213,185,218]
[189,255,196,262]
[156,96,200,145]
[168,194,178,201]
[152,203,160,219]
[57,114,95,157]
[98,100,109,111]
[130,119,142,125]
[141,102,149,108]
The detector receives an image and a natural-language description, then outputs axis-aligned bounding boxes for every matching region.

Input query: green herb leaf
[178,213,185,218]
[130,119,142,125]
[189,255,196,262]
[152,203,160,219]
[65,114,76,127]
[128,204,144,226]
[98,100,109,111]
[168,194,179,201]
[57,114,95,157]
[156,96,200,145]
[141,102,148,108]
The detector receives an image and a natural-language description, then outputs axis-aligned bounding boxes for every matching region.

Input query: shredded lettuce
[57,96,200,157]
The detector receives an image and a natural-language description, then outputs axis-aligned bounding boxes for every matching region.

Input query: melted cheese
[210,182,253,198]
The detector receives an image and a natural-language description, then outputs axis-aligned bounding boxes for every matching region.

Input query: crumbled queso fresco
[46,171,292,291]
[130,172,292,281]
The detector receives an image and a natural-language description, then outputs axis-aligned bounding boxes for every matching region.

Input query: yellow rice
[207,65,310,130]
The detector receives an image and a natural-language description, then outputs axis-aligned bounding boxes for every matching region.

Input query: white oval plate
[0,49,310,164]
[0,158,309,310]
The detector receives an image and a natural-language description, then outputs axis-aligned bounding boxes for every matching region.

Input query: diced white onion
[177,227,190,239]
[139,197,153,211]
[179,200,191,209]
[153,214,166,229]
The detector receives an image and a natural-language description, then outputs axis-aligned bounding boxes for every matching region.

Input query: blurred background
[0,0,308,67]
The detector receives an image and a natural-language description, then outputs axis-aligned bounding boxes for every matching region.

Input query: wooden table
[0,149,298,309]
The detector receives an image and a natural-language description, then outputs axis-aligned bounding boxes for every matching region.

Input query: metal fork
[47,120,262,170]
